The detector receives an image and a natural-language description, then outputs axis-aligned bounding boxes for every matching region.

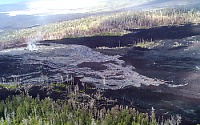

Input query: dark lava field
[1,24,200,124]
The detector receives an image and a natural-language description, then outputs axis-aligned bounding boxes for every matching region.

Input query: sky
[1,0,108,16]
[0,0,106,5]
[0,0,28,5]
[0,0,119,16]
[1,0,192,16]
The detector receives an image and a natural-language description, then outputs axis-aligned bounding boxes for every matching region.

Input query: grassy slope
[0,7,200,44]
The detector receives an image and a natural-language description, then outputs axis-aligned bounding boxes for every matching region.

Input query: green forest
[0,82,182,125]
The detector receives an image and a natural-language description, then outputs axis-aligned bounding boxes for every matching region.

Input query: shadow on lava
[124,23,200,41]
[103,86,200,125]
[41,23,200,48]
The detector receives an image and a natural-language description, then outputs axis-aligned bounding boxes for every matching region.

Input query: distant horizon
[0,0,153,16]
[0,0,103,5]
[0,0,199,17]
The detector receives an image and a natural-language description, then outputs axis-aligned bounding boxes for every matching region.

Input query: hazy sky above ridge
[0,0,198,16]
[0,0,27,5]
[0,0,153,16]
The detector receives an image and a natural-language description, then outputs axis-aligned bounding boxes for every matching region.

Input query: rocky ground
[0,43,164,89]
[1,24,200,124]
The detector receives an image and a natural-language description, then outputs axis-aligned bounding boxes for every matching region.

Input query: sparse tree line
[0,80,183,125]
[0,95,177,125]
